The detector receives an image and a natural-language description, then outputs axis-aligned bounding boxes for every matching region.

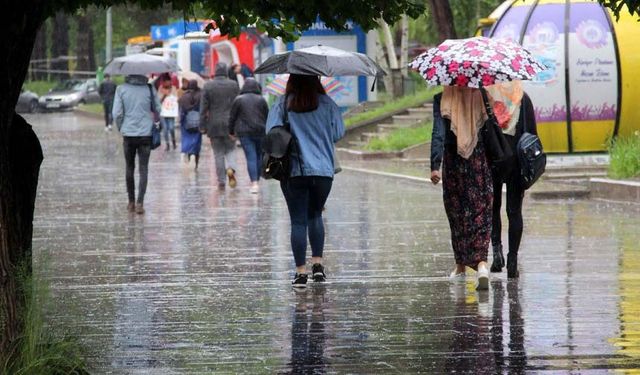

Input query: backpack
[261,96,303,181]
[184,110,200,133]
[516,112,546,190]
[262,127,292,181]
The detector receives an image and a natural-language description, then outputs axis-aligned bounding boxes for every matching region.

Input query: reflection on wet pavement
[26,112,640,373]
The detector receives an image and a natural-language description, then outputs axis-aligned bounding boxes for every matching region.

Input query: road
[25,111,640,373]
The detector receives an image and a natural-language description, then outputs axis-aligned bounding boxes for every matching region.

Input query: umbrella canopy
[179,71,206,88]
[409,37,546,88]
[104,53,180,76]
[255,45,385,77]
[265,74,345,98]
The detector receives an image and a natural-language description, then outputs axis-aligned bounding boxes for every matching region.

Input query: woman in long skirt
[430,86,493,290]
[178,80,203,169]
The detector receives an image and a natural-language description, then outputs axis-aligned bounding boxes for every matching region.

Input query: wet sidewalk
[28,112,640,373]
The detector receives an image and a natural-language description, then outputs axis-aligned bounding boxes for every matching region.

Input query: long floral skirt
[442,138,493,268]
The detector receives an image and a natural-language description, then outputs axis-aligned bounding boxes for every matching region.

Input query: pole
[106,7,112,63]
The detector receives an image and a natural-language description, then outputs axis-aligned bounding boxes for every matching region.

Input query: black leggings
[491,169,524,255]
[123,136,151,204]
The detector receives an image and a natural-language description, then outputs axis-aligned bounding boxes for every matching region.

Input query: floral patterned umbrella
[409,37,546,88]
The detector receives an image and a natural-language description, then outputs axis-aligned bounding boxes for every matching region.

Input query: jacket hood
[125,75,149,85]
[186,79,199,91]
[240,78,261,95]
[214,63,228,78]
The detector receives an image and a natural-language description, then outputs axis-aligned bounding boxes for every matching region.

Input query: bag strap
[147,84,157,114]
[479,86,498,124]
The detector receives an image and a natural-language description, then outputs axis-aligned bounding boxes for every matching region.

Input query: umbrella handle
[370,76,377,92]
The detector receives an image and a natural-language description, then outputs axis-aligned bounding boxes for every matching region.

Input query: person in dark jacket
[229,78,268,193]
[178,80,203,170]
[429,87,493,290]
[484,82,537,278]
[200,63,240,189]
[98,74,117,131]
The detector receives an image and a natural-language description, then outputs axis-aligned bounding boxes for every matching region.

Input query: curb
[590,178,640,204]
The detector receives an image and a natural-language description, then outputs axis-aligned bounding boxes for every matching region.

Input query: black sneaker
[292,273,308,288]
[312,263,326,282]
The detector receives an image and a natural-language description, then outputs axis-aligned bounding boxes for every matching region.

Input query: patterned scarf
[485,81,524,136]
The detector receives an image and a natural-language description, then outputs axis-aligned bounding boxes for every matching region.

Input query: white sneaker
[108,124,113,131]
[188,154,196,169]
[475,264,489,290]
[449,269,465,280]
[250,182,259,194]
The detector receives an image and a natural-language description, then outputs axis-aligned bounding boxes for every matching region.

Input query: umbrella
[255,45,385,77]
[265,74,345,98]
[409,37,546,88]
[179,71,206,88]
[104,53,180,76]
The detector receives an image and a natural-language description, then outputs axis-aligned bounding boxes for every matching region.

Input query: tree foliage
[40,1,425,44]
[598,0,640,18]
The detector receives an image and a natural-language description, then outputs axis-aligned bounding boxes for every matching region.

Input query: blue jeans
[161,117,176,146]
[240,135,264,182]
[280,176,333,267]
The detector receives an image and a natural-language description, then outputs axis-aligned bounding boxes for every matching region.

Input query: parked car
[39,79,101,111]
[15,88,39,113]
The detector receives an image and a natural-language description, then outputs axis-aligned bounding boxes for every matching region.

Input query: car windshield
[52,80,85,92]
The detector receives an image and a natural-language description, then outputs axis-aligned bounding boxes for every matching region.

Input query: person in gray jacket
[200,62,240,189]
[229,78,268,193]
[112,74,161,214]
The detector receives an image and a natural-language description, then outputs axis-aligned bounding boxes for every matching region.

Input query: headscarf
[486,81,524,136]
[440,86,487,159]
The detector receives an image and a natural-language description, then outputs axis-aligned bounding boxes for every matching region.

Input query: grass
[1,261,88,374]
[608,132,640,179]
[77,103,103,114]
[364,121,433,152]
[345,86,440,128]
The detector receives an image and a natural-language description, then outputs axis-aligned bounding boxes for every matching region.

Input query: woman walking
[266,74,345,288]
[486,82,537,278]
[112,74,162,215]
[229,78,269,193]
[158,79,178,151]
[430,86,493,290]
[178,79,203,170]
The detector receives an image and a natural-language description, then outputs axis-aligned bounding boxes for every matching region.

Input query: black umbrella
[254,45,385,77]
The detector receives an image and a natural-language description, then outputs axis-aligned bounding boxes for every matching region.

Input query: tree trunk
[51,11,69,80]
[378,19,404,97]
[399,14,409,78]
[31,21,47,81]
[427,0,458,43]
[76,13,96,73]
[374,34,394,95]
[0,1,45,356]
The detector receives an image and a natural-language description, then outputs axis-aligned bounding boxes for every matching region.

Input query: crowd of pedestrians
[107,64,535,289]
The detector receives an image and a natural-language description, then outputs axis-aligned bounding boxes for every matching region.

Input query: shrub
[608,132,640,179]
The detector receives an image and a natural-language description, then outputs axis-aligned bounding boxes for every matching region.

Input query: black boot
[507,252,519,278]
[490,244,504,272]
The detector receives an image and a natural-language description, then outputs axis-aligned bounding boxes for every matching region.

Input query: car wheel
[29,100,39,113]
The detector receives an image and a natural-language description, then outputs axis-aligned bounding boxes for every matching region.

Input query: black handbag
[479,87,513,169]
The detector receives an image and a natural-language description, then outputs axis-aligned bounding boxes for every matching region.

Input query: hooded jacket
[200,63,240,138]
[178,80,202,127]
[112,75,161,137]
[228,78,269,137]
